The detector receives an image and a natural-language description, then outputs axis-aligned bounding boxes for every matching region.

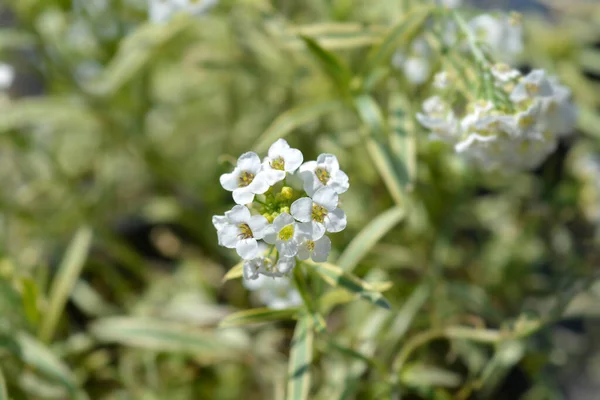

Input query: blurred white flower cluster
[148,0,218,23]
[417,67,576,170]
[213,139,348,284]
[393,7,524,85]
[243,274,302,310]
[0,63,14,92]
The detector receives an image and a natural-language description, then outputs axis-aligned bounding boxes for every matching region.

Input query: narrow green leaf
[577,106,600,139]
[389,284,430,340]
[91,317,249,359]
[6,332,80,393]
[388,93,416,189]
[0,365,7,400]
[286,314,314,400]
[354,95,387,140]
[299,35,352,94]
[365,7,432,72]
[327,340,384,374]
[337,206,405,272]
[401,363,462,389]
[308,262,391,309]
[86,16,193,96]
[222,262,243,282]
[21,277,40,326]
[364,138,406,206]
[254,100,343,153]
[39,227,93,343]
[219,307,299,327]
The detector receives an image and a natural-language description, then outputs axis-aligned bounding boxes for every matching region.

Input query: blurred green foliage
[0,0,599,399]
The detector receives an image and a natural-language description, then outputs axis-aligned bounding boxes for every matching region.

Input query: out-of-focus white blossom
[243,275,302,309]
[0,63,14,91]
[468,13,523,62]
[418,69,576,170]
[392,38,432,85]
[148,0,218,23]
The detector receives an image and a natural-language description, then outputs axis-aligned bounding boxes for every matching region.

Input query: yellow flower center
[312,204,328,223]
[238,171,255,187]
[270,157,285,171]
[524,83,539,96]
[306,240,315,252]
[315,167,330,185]
[237,223,253,239]
[518,115,534,129]
[278,225,295,241]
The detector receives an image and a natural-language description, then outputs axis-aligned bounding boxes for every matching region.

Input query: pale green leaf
[222,262,243,282]
[401,363,462,389]
[388,284,430,340]
[254,100,344,153]
[219,307,299,327]
[299,35,352,94]
[0,365,7,400]
[286,314,314,400]
[307,262,390,309]
[39,227,93,343]
[337,205,405,272]
[21,277,40,326]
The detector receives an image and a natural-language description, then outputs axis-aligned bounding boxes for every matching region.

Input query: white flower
[216,205,268,260]
[297,235,331,263]
[243,275,302,310]
[261,139,304,185]
[263,213,314,258]
[433,72,450,89]
[437,0,462,8]
[148,0,217,23]
[491,63,521,83]
[290,187,346,235]
[417,96,460,143]
[243,255,296,280]
[220,152,270,205]
[392,38,432,85]
[509,69,554,104]
[468,13,523,62]
[0,63,14,91]
[298,154,349,196]
[540,77,577,136]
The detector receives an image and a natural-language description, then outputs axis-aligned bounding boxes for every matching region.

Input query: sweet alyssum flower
[298,154,349,196]
[417,67,576,171]
[291,187,347,235]
[213,205,268,260]
[262,139,303,185]
[243,274,302,310]
[467,13,523,62]
[220,152,270,205]
[214,139,349,285]
[0,63,14,91]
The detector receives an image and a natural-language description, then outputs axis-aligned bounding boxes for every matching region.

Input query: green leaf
[364,7,432,72]
[222,262,243,282]
[21,277,40,327]
[299,35,352,95]
[219,307,299,327]
[308,262,390,309]
[2,332,80,394]
[354,95,387,140]
[0,365,7,400]
[388,93,416,189]
[285,23,379,50]
[91,317,249,359]
[337,206,405,272]
[286,314,314,400]
[254,100,343,153]
[401,363,462,389]
[389,284,430,340]
[39,227,93,343]
[86,16,193,96]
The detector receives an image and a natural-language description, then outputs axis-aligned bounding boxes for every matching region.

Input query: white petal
[329,170,349,194]
[237,152,262,173]
[316,154,340,173]
[290,197,313,222]
[325,208,347,233]
[232,187,255,205]
[312,187,338,211]
[282,148,303,173]
[243,259,260,280]
[263,225,277,244]
[236,238,258,260]
[298,160,317,175]
[218,225,239,248]
[262,166,286,186]
[296,241,311,260]
[242,273,266,290]
[273,213,294,230]
[225,205,251,224]
[212,215,227,232]
[219,171,240,191]
[276,240,298,258]
[268,139,290,158]
[247,173,270,194]
[296,221,325,241]
[312,235,331,262]
[276,257,296,274]
[248,215,269,239]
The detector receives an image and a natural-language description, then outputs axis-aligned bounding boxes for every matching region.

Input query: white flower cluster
[417,67,576,170]
[0,63,14,92]
[392,10,523,85]
[213,139,349,281]
[148,0,217,23]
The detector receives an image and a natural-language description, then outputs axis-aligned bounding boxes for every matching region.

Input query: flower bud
[280,206,290,215]
[280,186,294,200]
